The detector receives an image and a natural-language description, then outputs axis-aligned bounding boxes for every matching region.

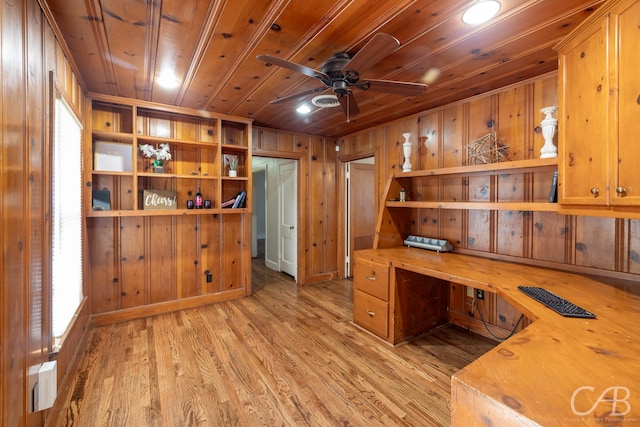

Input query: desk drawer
[353,290,388,339]
[354,260,389,301]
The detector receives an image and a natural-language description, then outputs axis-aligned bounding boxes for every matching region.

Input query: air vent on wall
[312,94,340,108]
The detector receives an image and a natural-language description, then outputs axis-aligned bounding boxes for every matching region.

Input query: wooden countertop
[355,247,640,426]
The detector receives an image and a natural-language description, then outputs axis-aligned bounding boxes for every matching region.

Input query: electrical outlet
[476,289,484,300]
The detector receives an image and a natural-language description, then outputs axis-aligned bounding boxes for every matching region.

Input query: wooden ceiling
[44,0,604,138]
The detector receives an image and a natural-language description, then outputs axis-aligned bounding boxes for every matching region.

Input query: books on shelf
[221,190,246,208]
[220,198,235,208]
[232,191,246,208]
[549,170,558,203]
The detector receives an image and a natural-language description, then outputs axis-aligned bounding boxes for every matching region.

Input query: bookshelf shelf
[375,158,559,249]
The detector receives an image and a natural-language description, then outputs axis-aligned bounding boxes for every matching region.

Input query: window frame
[49,82,85,352]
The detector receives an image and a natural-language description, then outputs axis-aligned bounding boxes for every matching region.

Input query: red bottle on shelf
[195,187,203,209]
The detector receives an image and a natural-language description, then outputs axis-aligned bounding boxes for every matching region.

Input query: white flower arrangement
[139,143,172,167]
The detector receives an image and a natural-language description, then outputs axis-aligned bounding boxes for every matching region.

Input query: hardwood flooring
[50,258,496,426]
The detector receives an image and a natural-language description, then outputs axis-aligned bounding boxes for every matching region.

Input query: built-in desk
[354,247,640,426]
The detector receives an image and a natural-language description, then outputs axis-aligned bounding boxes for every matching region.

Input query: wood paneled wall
[1,0,87,425]
[2,2,636,426]
[252,128,338,285]
[336,72,640,280]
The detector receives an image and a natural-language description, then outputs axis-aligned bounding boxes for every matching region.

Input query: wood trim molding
[38,0,87,92]
[91,289,246,326]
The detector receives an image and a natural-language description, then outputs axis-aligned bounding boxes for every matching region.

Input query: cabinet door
[612,0,640,205]
[558,18,609,205]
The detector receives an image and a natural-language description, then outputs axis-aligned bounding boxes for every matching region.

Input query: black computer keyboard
[518,286,596,319]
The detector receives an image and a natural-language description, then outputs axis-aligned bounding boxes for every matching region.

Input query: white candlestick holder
[540,106,558,159]
[402,133,412,172]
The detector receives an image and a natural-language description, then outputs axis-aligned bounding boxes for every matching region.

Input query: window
[51,93,83,345]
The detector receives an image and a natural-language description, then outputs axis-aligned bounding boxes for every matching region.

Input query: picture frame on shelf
[92,188,111,211]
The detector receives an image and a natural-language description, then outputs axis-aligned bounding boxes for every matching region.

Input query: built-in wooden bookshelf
[374,158,558,249]
[85,94,253,321]
[88,98,250,216]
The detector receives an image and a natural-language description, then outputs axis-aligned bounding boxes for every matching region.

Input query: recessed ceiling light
[156,73,180,89]
[296,104,311,114]
[462,1,501,25]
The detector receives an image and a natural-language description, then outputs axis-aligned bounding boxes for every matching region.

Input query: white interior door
[279,161,297,280]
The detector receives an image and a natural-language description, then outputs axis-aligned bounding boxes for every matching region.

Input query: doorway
[345,157,376,277]
[252,157,298,282]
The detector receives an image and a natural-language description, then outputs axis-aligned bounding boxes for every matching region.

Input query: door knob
[289,225,294,230]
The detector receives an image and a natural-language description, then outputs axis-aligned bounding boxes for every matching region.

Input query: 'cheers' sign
[143,190,177,210]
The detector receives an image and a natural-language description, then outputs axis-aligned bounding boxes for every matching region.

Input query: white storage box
[94,141,132,172]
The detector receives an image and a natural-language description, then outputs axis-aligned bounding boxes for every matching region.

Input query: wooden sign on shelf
[142,189,177,210]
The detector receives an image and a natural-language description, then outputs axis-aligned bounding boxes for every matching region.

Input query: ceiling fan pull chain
[346,94,351,123]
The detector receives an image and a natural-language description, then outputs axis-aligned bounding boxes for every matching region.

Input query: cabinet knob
[366,310,376,318]
[616,186,626,195]
[590,188,599,196]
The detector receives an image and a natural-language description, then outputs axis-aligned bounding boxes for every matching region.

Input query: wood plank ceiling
[44,0,604,138]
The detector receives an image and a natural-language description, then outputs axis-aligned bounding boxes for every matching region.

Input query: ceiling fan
[257,33,428,121]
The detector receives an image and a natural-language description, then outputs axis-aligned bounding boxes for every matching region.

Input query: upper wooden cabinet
[556,0,640,216]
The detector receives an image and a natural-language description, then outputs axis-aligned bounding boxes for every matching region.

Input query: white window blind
[52,95,83,341]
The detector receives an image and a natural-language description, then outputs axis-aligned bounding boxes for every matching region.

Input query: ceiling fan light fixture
[312,94,340,108]
[296,104,311,114]
[462,1,501,25]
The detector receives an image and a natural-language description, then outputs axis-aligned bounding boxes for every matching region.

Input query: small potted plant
[225,155,239,177]
[139,143,172,173]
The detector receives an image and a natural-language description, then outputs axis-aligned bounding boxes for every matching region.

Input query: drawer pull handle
[366,276,376,281]
[366,310,375,317]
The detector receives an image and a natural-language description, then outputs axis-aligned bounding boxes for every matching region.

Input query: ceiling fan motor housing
[319,52,359,94]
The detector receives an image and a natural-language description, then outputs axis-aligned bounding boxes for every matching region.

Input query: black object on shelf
[548,170,558,203]
[92,188,111,210]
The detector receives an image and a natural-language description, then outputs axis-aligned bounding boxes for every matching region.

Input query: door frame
[252,153,303,283]
[337,149,379,278]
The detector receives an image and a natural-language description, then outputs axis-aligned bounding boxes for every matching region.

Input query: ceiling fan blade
[270,87,327,104]
[342,33,400,74]
[337,92,359,117]
[365,79,428,97]
[257,54,328,80]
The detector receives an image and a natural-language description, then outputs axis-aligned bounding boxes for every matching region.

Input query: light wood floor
[51,257,496,426]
